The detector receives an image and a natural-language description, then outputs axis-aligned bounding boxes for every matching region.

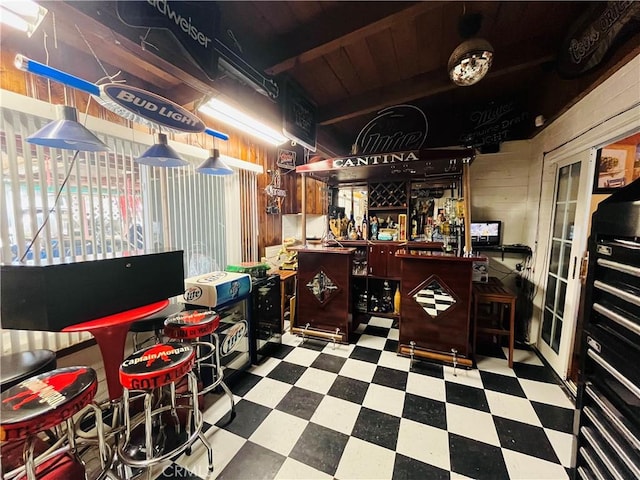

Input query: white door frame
[537,150,594,378]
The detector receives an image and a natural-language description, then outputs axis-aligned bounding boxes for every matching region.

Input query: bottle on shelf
[394,284,401,315]
[370,216,378,240]
[362,213,368,240]
[382,281,392,312]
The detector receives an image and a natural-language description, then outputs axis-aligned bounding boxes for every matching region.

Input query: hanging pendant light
[27,105,110,152]
[448,38,494,86]
[196,148,233,175]
[136,133,188,167]
[448,12,494,87]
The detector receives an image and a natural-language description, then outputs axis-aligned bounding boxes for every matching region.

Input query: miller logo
[183,286,203,302]
[221,320,248,356]
[355,105,428,155]
[198,271,227,283]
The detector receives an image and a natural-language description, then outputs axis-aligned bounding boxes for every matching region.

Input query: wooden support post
[301,172,307,245]
[463,160,472,255]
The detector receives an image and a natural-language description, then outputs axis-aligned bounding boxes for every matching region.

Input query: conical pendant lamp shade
[27,105,110,152]
[196,148,233,175]
[136,133,188,167]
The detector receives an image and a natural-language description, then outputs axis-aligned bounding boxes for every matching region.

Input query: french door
[538,150,593,379]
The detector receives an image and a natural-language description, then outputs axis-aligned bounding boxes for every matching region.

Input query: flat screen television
[470,221,502,246]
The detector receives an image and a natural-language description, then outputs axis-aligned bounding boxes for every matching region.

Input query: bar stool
[0,350,57,393]
[163,309,235,416]
[129,303,185,351]
[117,342,213,472]
[472,278,517,368]
[0,366,109,480]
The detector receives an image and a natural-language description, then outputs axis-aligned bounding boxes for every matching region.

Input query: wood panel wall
[0,47,299,260]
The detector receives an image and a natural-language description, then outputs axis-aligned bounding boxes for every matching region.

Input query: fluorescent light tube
[199,98,288,147]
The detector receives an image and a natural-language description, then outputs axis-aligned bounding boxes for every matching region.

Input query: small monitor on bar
[470,221,502,246]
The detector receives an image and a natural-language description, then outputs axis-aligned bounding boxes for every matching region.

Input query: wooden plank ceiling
[2,1,639,157]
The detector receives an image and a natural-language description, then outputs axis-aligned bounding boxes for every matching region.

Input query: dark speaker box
[1,251,185,332]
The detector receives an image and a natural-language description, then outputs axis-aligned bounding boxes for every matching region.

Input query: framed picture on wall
[593,142,640,193]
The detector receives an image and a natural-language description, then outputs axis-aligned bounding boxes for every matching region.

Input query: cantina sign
[333,151,419,168]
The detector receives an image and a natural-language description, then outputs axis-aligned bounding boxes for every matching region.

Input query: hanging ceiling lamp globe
[448,37,494,87]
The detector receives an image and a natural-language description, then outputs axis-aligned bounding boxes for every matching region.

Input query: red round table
[62,300,169,400]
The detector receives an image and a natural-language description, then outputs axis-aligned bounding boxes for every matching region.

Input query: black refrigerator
[573,178,640,479]
[250,274,282,364]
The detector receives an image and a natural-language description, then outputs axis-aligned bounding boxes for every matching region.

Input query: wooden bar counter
[395,250,486,367]
[292,247,355,343]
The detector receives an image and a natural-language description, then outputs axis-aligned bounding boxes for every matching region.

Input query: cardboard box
[181,271,252,308]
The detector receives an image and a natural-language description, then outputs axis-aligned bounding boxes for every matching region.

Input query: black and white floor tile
[154,317,575,480]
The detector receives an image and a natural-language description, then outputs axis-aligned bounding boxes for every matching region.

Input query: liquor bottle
[362,213,368,240]
[394,284,401,314]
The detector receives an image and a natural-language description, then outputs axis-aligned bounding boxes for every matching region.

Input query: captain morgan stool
[1,366,108,480]
[117,342,213,472]
[164,309,235,415]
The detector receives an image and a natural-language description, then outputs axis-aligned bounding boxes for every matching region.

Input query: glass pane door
[539,151,592,378]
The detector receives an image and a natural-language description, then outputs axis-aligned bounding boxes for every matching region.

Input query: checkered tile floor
[156,316,576,480]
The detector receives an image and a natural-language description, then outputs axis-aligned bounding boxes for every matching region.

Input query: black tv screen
[470,221,502,246]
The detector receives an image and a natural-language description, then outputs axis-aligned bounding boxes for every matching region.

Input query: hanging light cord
[20,149,80,263]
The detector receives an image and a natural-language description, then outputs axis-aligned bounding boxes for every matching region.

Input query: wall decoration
[557,1,640,78]
[354,105,427,155]
[282,80,317,152]
[277,149,296,170]
[593,140,639,193]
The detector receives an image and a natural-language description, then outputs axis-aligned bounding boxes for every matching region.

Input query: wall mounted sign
[557,1,640,78]
[332,151,419,169]
[116,0,219,80]
[355,105,428,155]
[102,84,206,133]
[277,149,296,170]
[282,80,317,152]
[458,99,529,151]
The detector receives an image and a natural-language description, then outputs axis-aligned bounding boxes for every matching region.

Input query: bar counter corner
[291,246,355,343]
[395,249,487,367]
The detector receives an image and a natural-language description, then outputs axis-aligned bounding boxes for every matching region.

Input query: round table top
[62,299,170,332]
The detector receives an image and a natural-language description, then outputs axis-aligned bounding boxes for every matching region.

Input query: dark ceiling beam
[318,41,556,126]
[265,2,446,76]
[45,1,214,96]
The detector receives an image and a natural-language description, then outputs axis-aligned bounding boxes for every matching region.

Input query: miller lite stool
[117,342,213,471]
[129,303,185,351]
[0,366,109,480]
[163,309,235,416]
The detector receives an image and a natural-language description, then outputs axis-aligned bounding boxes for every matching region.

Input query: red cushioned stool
[117,342,213,472]
[164,309,235,417]
[0,367,109,480]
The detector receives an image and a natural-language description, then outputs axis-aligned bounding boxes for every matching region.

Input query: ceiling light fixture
[198,98,287,147]
[0,0,47,37]
[448,37,494,86]
[136,133,188,168]
[196,148,233,175]
[448,11,493,87]
[27,105,110,152]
